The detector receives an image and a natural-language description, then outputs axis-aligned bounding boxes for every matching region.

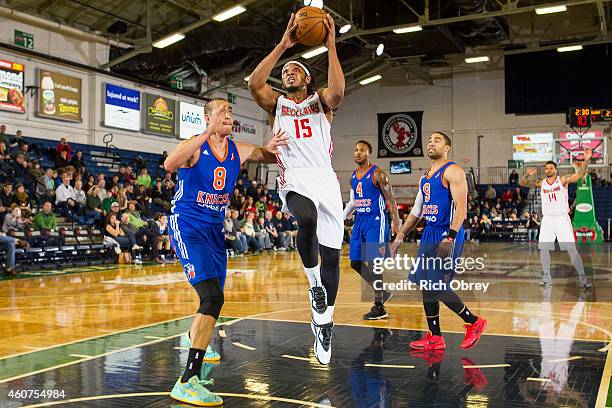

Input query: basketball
[292,6,327,47]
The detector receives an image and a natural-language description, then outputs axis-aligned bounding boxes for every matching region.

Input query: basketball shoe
[409,331,446,350]
[170,376,223,406]
[363,302,388,320]
[460,318,487,349]
[311,320,333,365]
[461,357,488,391]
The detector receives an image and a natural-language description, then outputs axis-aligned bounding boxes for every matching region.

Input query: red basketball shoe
[409,331,446,350]
[460,318,487,349]
[461,357,488,391]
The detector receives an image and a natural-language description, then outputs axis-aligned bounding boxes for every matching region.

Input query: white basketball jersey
[273,92,333,170]
[540,177,569,216]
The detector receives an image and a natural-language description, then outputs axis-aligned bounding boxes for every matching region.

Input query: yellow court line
[232,342,256,351]
[173,347,189,351]
[527,377,550,382]
[21,391,337,408]
[219,329,227,338]
[546,356,582,363]
[595,345,612,408]
[143,336,165,340]
[282,354,315,362]
[68,354,92,358]
[462,364,511,369]
[364,363,414,369]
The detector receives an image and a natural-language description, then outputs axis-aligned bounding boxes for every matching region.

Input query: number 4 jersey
[171,138,240,224]
[540,176,569,217]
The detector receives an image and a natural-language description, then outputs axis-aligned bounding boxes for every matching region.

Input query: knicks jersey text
[171,138,240,224]
[273,92,333,171]
[351,165,385,216]
[419,161,457,227]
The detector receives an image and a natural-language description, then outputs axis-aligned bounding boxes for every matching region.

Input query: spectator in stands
[246,180,258,198]
[13,184,32,217]
[102,186,119,215]
[97,179,107,201]
[137,168,152,189]
[242,196,258,218]
[35,168,55,205]
[2,205,29,232]
[116,188,128,212]
[74,180,86,209]
[120,212,158,258]
[235,178,246,195]
[463,217,472,242]
[223,209,243,255]
[125,183,136,201]
[485,185,496,202]
[527,213,540,242]
[263,210,286,250]
[117,166,128,185]
[256,216,272,250]
[56,175,82,218]
[9,130,25,151]
[231,188,245,209]
[241,212,262,253]
[85,174,95,191]
[56,137,71,160]
[520,210,530,222]
[54,150,70,169]
[86,186,103,220]
[0,124,7,144]
[163,172,175,188]
[469,216,480,242]
[0,233,16,276]
[0,183,13,214]
[501,188,513,203]
[508,169,519,186]
[282,212,298,247]
[479,214,492,234]
[33,201,57,231]
[151,180,171,211]
[159,151,168,169]
[29,160,42,180]
[230,210,248,252]
[104,213,134,251]
[162,179,174,202]
[154,213,172,260]
[135,184,150,216]
[512,187,526,204]
[70,151,84,173]
[12,154,30,185]
[15,143,31,162]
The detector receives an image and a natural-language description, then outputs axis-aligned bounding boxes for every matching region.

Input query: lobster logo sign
[377,111,424,157]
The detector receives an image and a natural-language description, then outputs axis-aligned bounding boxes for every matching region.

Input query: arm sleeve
[343,189,356,220]
[410,190,424,218]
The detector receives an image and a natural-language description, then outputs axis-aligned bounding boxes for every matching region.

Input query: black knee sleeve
[320,245,340,306]
[286,192,319,267]
[193,278,224,319]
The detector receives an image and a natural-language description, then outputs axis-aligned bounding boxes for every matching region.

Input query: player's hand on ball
[322,13,336,48]
[266,129,289,154]
[280,13,298,49]
[435,238,453,259]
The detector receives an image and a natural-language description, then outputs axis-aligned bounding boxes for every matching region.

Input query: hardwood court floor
[0,242,611,407]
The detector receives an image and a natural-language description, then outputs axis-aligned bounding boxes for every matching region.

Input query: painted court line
[282,354,315,362]
[232,342,256,351]
[68,354,93,358]
[546,356,582,363]
[219,329,227,338]
[462,364,511,369]
[173,347,188,351]
[144,336,165,340]
[364,363,414,369]
[527,377,550,382]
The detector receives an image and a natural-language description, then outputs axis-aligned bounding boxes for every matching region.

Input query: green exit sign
[228,92,237,104]
[507,159,524,169]
[170,77,183,90]
[15,30,34,49]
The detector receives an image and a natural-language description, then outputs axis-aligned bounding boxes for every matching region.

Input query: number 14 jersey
[540,176,569,217]
[273,92,333,170]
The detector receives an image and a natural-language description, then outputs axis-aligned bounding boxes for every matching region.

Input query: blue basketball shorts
[349,214,390,261]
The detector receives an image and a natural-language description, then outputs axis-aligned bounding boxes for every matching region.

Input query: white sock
[328,305,335,319]
[305,265,321,287]
[540,249,551,281]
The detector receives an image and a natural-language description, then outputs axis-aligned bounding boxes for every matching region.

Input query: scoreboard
[569,107,612,128]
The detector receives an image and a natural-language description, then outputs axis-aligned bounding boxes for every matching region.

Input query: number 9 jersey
[171,138,241,224]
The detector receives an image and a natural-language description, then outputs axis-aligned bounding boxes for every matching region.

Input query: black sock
[181,347,204,382]
[423,294,441,336]
[437,290,477,324]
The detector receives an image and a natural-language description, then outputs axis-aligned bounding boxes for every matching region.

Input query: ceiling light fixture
[152,33,185,48]
[213,5,246,22]
[375,43,385,56]
[393,25,423,34]
[535,5,567,15]
[359,74,382,85]
[557,45,583,52]
[465,56,490,63]
[339,24,352,34]
[302,46,328,59]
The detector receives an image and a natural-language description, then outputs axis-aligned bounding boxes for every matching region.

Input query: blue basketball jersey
[419,161,457,228]
[351,164,385,217]
[171,138,240,224]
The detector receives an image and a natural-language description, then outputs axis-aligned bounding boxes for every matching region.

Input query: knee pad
[194,278,224,319]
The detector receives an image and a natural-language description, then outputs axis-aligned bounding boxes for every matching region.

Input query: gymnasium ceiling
[2,0,611,95]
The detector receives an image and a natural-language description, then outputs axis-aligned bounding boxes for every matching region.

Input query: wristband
[447,229,457,240]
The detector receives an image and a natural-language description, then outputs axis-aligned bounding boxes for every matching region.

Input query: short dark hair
[545,160,557,168]
[356,140,373,153]
[433,131,452,147]
[205,98,228,116]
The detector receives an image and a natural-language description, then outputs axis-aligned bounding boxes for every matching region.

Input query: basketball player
[519,148,592,288]
[343,140,401,320]
[248,12,344,364]
[391,132,487,350]
[164,99,284,406]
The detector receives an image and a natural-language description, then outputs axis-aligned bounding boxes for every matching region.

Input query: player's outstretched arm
[374,168,401,235]
[343,189,356,220]
[562,147,591,186]
[319,14,345,111]
[247,14,296,113]
[163,104,226,172]
[519,168,541,188]
[236,129,289,165]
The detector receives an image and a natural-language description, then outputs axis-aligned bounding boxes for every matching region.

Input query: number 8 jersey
[171,138,241,224]
[273,92,333,170]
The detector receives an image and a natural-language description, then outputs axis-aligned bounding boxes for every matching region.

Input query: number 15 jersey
[273,92,333,170]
